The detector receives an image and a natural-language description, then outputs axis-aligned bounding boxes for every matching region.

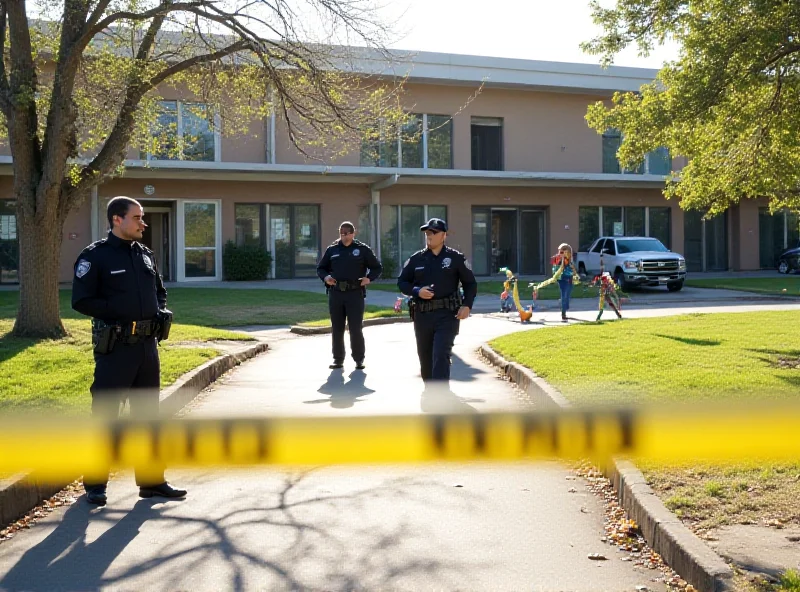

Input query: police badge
[76,259,91,278]
[352,248,360,256]
[442,257,452,269]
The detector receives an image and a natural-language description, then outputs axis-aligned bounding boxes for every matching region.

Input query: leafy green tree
[582,0,800,216]
[4,0,405,337]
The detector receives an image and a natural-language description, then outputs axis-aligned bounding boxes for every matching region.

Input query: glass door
[178,200,220,280]
[683,210,704,272]
[471,208,490,276]
[293,205,320,278]
[270,205,292,279]
[520,210,545,275]
[491,209,517,273]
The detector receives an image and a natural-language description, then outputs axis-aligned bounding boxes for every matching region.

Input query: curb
[0,340,270,528]
[478,343,734,592]
[290,315,411,335]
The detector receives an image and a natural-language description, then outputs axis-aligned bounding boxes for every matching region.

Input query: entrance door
[269,204,321,279]
[520,210,545,275]
[491,209,517,273]
[141,211,172,281]
[683,211,728,272]
[178,200,221,281]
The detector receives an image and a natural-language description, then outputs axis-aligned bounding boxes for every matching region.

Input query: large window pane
[400,205,425,264]
[152,100,178,160]
[380,205,399,274]
[235,204,261,247]
[401,114,423,168]
[603,206,624,237]
[472,209,489,276]
[0,200,18,284]
[428,205,447,222]
[294,206,319,278]
[648,207,671,249]
[427,115,453,169]
[185,250,216,278]
[270,205,292,279]
[759,208,778,268]
[181,103,215,161]
[579,206,600,251]
[788,212,800,250]
[602,130,621,174]
[185,203,216,248]
[705,213,727,271]
[647,147,671,175]
[625,207,646,236]
[357,205,373,247]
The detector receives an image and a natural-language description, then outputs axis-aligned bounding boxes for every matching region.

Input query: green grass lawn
[490,311,800,536]
[0,287,397,412]
[368,279,595,300]
[299,306,401,327]
[686,276,800,296]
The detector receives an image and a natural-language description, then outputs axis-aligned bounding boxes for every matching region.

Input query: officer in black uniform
[316,221,383,369]
[398,218,477,384]
[72,196,187,506]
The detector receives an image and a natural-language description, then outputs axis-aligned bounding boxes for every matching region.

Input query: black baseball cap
[420,218,447,233]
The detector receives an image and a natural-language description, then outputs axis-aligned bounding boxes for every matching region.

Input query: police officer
[316,221,383,369]
[398,218,477,384]
[72,196,187,506]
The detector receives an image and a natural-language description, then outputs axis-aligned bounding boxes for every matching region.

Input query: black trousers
[413,308,460,382]
[85,336,165,491]
[329,289,366,363]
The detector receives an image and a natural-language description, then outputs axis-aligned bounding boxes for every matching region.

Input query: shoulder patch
[75,259,91,278]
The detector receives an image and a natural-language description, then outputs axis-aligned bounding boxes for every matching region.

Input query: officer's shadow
[304,369,376,409]
[420,383,483,414]
[0,498,167,591]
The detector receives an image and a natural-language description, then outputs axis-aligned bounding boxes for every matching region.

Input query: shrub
[223,240,272,281]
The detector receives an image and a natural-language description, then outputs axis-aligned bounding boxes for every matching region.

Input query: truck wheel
[667,280,684,292]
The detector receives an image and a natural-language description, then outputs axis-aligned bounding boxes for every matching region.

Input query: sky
[380,0,681,69]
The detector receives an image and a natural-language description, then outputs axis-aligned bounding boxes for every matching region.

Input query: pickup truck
[576,236,687,291]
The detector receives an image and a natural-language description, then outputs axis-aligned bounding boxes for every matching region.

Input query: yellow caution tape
[2,401,799,482]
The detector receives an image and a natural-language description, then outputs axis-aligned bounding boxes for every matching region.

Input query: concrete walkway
[0,316,671,592]
[1,300,798,590]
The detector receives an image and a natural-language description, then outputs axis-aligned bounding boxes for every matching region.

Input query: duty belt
[416,294,462,313]
[335,280,362,292]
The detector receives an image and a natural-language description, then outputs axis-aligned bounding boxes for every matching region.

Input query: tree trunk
[12,200,67,338]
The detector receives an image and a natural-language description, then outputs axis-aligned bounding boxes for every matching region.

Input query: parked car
[777,242,800,274]
[576,236,687,291]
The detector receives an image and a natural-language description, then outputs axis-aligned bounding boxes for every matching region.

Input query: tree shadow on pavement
[0,470,483,591]
[305,370,376,409]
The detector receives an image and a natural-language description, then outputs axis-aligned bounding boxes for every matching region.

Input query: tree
[582,0,800,217]
[4,0,405,337]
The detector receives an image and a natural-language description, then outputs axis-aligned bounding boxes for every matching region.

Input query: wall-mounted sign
[144,185,155,195]
[613,222,624,236]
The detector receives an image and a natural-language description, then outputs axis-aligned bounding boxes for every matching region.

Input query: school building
[0,49,789,285]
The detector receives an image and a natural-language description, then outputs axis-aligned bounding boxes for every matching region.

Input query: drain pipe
[369,174,400,260]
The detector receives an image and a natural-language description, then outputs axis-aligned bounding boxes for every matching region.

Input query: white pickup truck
[576,236,687,292]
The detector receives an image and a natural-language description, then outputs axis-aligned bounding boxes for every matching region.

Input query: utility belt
[92,310,173,355]
[328,279,363,293]
[414,293,462,314]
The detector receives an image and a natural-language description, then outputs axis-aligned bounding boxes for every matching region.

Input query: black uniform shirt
[316,239,383,283]
[397,246,478,309]
[72,231,167,324]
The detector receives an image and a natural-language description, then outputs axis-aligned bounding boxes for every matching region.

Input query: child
[553,243,580,321]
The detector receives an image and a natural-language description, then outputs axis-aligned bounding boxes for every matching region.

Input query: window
[625,207,646,236]
[603,206,623,237]
[617,238,668,254]
[580,206,672,248]
[357,205,374,247]
[579,207,600,252]
[361,114,453,169]
[380,204,449,273]
[759,209,800,268]
[602,128,671,175]
[235,204,262,247]
[591,239,606,254]
[0,200,18,284]
[147,100,218,162]
[471,117,503,171]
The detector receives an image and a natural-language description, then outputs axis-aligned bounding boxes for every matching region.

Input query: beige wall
[60,200,92,281]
